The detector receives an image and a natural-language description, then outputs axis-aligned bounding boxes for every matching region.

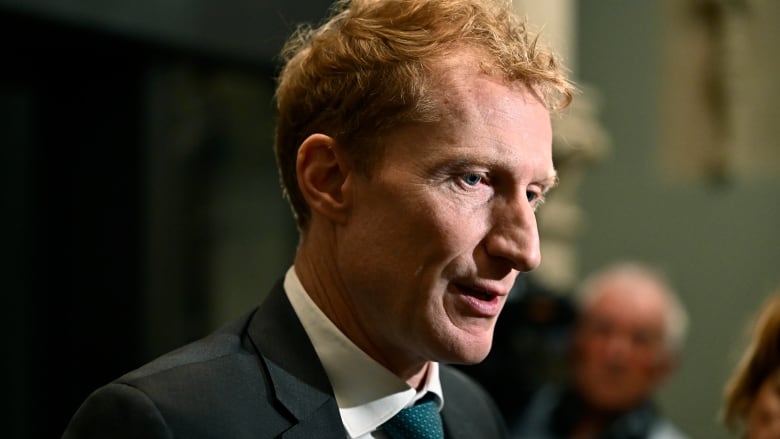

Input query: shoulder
[440,365,508,438]
[63,382,173,439]
[64,309,292,438]
[121,310,257,384]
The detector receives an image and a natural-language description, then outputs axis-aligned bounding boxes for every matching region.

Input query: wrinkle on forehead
[431,49,544,123]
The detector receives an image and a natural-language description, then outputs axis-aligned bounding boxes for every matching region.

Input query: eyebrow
[540,173,559,193]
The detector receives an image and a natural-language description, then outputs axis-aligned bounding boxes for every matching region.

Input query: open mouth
[468,288,494,301]
[451,283,503,318]
[455,284,496,302]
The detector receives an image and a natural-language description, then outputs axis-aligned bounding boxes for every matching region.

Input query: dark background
[1,1,331,437]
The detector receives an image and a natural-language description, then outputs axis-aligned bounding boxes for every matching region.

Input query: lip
[450,281,508,318]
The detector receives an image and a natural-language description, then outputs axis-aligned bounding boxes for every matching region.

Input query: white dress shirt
[283,266,444,438]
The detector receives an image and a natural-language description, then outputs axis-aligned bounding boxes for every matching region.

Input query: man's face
[573,281,672,412]
[334,54,554,373]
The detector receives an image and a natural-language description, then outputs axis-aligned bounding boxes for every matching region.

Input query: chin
[438,335,494,365]
[456,352,490,365]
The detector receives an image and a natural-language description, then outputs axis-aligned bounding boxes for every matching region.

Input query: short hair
[274,0,574,228]
[723,292,780,432]
[576,262,689,354]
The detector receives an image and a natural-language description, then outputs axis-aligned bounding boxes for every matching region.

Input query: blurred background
[1,0,778,437]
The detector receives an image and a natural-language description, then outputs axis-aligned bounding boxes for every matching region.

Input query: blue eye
[461,173,482,186]
[528,191,547,212]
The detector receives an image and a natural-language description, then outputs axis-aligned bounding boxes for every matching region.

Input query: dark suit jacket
[63,281,507,438]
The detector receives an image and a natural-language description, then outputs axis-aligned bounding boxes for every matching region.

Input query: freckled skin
[298,51,555,385]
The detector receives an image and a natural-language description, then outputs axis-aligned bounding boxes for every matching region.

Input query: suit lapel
[442,396,481,439]
[246,281,346,439]
[265,359,344,439]
[439,365,507,439]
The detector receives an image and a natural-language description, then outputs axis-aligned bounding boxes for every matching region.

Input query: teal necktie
[382,394,444,439]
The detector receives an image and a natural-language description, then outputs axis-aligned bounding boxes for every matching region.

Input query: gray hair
[576,262,689,354]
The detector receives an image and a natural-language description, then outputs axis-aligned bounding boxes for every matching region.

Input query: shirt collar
[283,266,444,438]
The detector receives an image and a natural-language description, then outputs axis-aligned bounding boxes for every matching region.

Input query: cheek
[633,349,666,375]
[408,202,482,257]
[347,204,458,282]
[576,336,606,361]
[353,187,491,279]
[573,344,607,380]
[642,360,662,377]
[435,202,494,249]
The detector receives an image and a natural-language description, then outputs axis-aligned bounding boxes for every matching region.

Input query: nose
[483,194,541,272]
[603,332,632,360]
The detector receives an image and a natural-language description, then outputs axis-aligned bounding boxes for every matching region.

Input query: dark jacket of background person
[513,384,685,439]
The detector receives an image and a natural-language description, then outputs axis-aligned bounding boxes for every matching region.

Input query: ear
[296,134,352,224]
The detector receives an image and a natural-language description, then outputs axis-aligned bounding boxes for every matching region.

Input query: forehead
[433,51,542,121]
[584,279,669,329]
[409,51,553,166]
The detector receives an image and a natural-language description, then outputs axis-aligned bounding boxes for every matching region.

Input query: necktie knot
[382,394,444,439]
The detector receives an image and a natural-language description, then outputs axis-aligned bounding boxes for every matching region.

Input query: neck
[407,362,431,391]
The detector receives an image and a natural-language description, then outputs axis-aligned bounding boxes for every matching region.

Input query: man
[512,263,689,439]
[64,0,572,437]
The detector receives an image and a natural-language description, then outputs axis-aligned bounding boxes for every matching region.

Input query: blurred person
[62,0,573,437]
[723,292,780,439]
[512,262,689,439]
